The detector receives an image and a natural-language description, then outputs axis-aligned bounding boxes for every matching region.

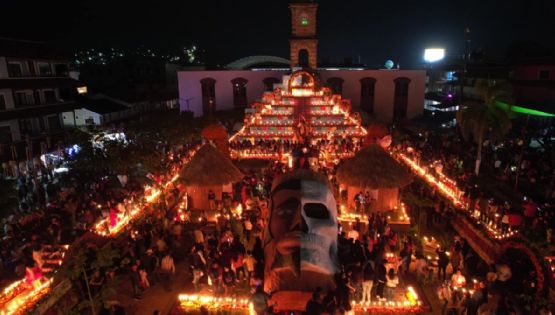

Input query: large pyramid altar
[229,70,367,161]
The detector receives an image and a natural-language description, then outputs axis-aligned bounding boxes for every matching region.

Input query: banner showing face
[263,170,338,293]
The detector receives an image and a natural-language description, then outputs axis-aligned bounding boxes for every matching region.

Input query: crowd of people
[0,132,201,308]
[395,127,555,244]
[2,117,553,315]
[229,138,362,159]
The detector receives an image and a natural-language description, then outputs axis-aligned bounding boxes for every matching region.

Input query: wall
[512,64,555,104]
[178,70,289,117]
[178,69,425,122]
[317,69,426,122]
[513,64,555,80]
[72,108,102,126]
[62,111,75,127]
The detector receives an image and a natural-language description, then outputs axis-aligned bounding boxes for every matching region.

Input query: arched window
[360,77,376,114]
[298,49,309,68]
[393,77,411,121]
[231,77,248,108]
[200,78,216,116]
[326,77,344,95]
[263,77,280,92]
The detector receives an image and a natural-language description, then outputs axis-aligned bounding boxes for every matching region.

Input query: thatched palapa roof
[180,144,243,186]
[336,145,412,189]
[201,122,228,140]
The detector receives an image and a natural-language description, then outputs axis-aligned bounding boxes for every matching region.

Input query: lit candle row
[395,151,519,240]
[177,294,254,314]
[94,167,181,236]
[0,245,69,315]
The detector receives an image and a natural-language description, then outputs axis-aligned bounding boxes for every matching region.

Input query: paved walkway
[113,218,456,315]
[117,261,191,315]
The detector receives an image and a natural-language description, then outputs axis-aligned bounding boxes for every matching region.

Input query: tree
[456,79,512,175]
[59,245,121,315]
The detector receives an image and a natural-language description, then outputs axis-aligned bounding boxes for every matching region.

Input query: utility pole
[460,27,471,106]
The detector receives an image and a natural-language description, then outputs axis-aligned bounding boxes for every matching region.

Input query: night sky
[2,0,554,67]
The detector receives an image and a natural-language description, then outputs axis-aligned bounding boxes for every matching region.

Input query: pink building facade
[512,63,555,108]
[177,68,425,123]
[177,1,425,123]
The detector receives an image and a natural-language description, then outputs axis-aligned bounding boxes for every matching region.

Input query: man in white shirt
[160,252,175,291]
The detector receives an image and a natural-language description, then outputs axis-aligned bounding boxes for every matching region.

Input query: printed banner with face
[263,170,338,293]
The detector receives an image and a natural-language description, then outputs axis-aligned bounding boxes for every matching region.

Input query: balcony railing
[7,72,69,78]
[12,98,74,108]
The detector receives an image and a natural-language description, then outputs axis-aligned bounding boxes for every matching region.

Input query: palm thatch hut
[180,144,243,210]
[336,144,412,211]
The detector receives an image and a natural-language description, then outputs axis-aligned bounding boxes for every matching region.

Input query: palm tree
[456,79,512,175]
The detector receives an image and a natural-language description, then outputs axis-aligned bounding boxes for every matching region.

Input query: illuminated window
[77,86,88,94]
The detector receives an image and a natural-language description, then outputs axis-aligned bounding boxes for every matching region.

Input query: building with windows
[511,59,555,116]
[61,93,177,127]
[177,1,425,123]
[0,38,81,160]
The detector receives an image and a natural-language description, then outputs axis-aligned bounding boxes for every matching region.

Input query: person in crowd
[160,251,175,291]
[231,252,245,282]
[243,250,257,284]
[222,266,236,295]
[322,290,337,314]
[385,268,399,301]
[361,261,374,304]
[208,261,222,294]
[251,285,271,315]
[376,259,387,301]
[437,246,449,281]
[399,240,411,275]
[141,248,158,286]
[129,264,142,300]
[451,268,467,289]
[305,291,324,315]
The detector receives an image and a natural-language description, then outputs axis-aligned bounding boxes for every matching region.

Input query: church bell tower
[289,1,318,69]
